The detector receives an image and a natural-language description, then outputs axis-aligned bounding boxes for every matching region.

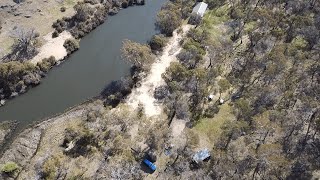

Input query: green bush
[122,1,128,8]
[148,35,167,51]
[0,61,37,97]
[37,56,56,72]
[41,156,61,179]
[63,38,80,55]
[74,3,95,22]
[204,103,220,118]
[52,30,59,38]
[56,26,63,33]
[182,39,206,57]
[1,162,19,174]
[52,18,69,34]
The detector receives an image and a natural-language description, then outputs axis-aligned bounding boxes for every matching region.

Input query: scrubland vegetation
[155,0,320,178]
[101,0,320,178]
[0,62,40,98]
[1,0,320,179]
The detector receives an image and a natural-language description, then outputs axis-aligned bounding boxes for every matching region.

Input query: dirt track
[126,25,192,117]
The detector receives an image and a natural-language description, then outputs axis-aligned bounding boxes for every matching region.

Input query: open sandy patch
[30,31,72,64]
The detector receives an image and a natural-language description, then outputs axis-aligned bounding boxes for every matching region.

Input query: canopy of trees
[157,0,320,178]
[0,61,39,98]
[121,39,154,70]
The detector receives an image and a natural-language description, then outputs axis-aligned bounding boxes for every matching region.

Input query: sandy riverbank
[30,31,72,64]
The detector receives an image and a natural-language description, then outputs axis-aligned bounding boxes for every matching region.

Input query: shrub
[52,19,68,33]
[52,30,59,38]
[74,3,95,22]
[154,85,169,100]
[37,56,56,72]
[0,61,37,98]
[176,96,190,120]
[204,103,220,118]
[137,0,145,5]
[56,26,63,33]
[52,20,59,29]
[183,40,206,55]
[86,107,104,122]
[218,79,231,93]
[102,77,134,107]
[187,28,210,44]
[84,0,99,5]
[15,80,25,92]
[1,162,19,174]
[128,0,133,6]
[63,128,99,157]
[62,16,71,22]
[122,1,128,8]
[148,34,167,51]
[46,56,56,65]
[41,156,61,179]
[60,7,66,12]
[63,38,80,55]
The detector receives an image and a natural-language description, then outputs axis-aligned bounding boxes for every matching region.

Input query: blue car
[143,159,157,171]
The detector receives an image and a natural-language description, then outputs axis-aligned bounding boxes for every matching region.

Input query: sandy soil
[171,119,186,138]
[126,25,192,117]
[30,31,72,64]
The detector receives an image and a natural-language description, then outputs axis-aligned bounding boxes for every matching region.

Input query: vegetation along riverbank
[1,0,320,179]
[0,0,146,107]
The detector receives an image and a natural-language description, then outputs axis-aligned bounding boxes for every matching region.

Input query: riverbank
[2,0,320,179]
[0,22,193,179]
[0,0,210,177]
[0,0,166,149]
[0,0,145,107]
[0,0,194,177]
[0,121,17,149]
[30,31,72,64]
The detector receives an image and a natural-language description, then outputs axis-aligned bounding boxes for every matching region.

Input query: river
[0,0,165,133]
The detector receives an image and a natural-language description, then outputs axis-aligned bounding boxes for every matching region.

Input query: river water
[0,0,165,131]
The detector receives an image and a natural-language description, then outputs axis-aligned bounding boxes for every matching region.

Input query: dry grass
[199,5,231,47]
[192,104,235,148]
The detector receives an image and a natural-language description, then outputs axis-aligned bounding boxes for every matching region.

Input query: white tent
[192,2,208,17]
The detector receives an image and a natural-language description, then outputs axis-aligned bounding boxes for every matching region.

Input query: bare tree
[5,27,39,62]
